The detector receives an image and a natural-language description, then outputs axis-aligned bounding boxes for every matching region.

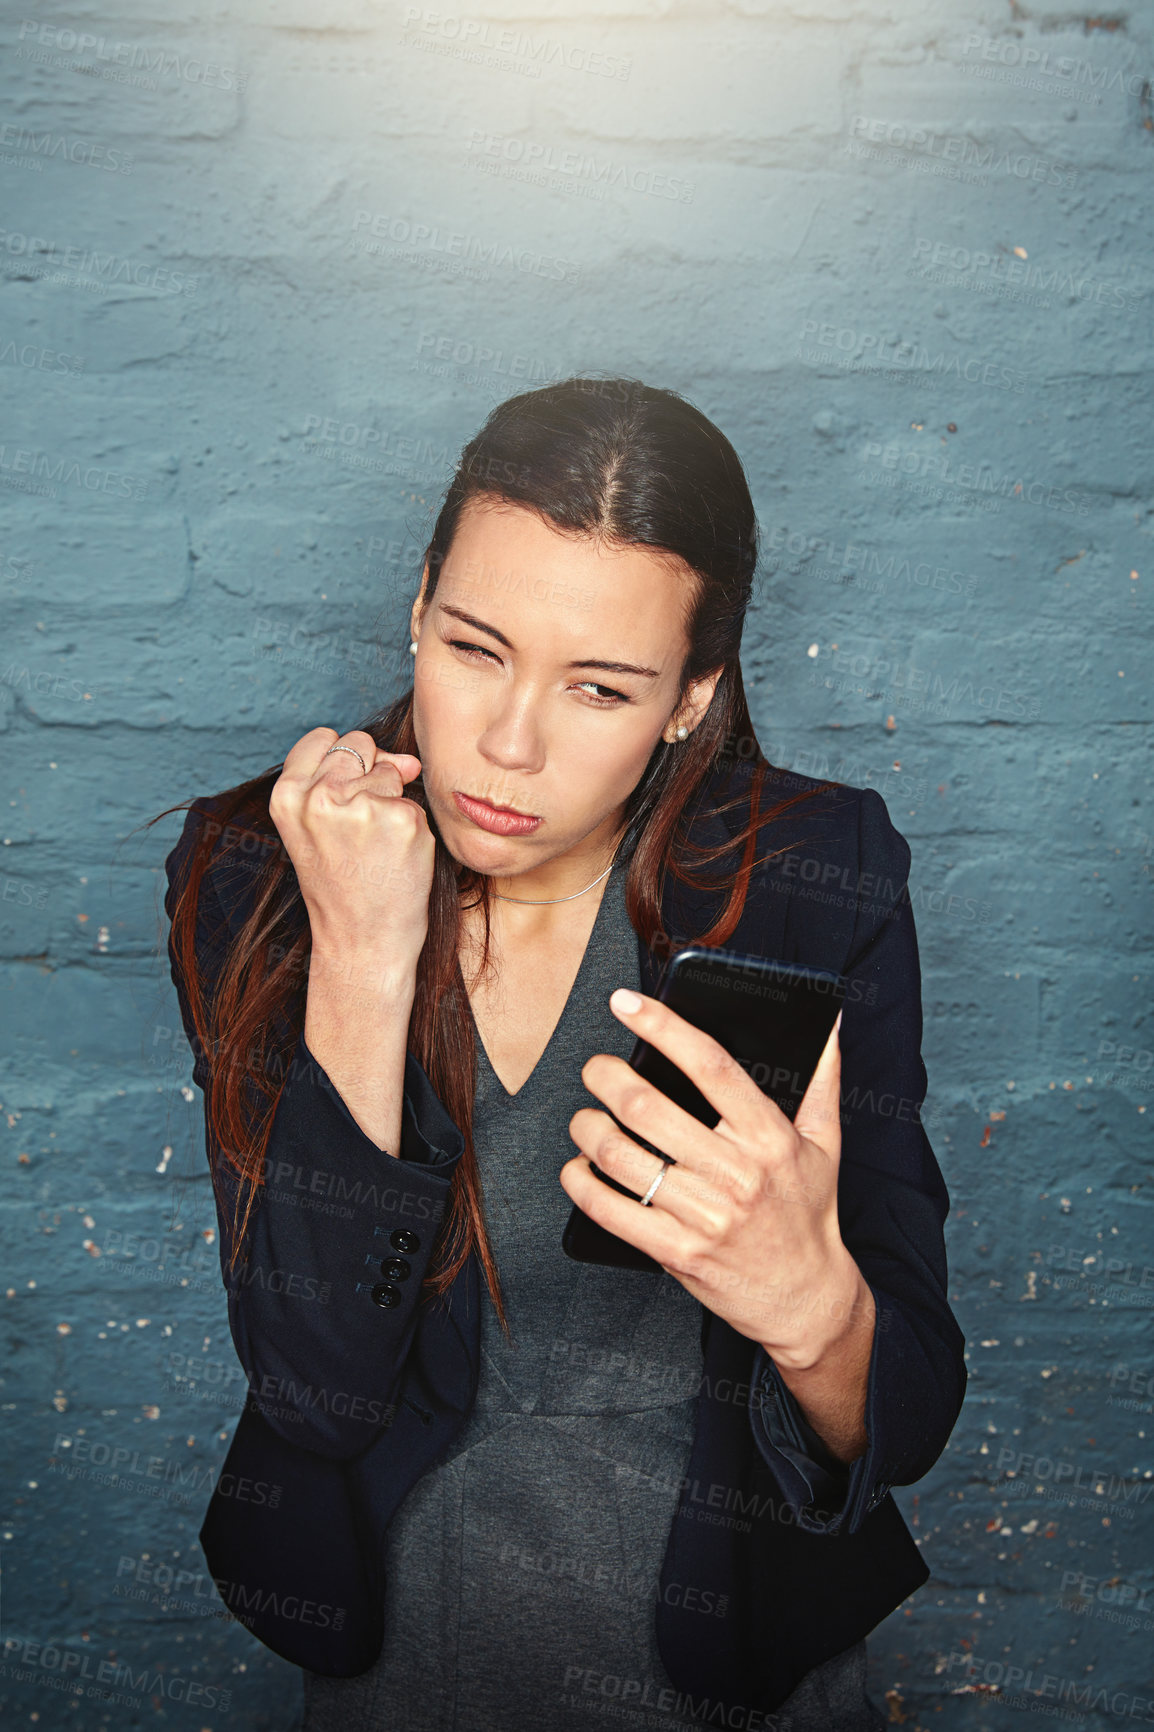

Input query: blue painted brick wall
[2,2,1151,1726]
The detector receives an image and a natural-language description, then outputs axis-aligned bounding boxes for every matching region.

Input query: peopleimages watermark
[0,226,197,295]
[49,1431,284,1511]
[858,441,1091,516]
[98,1224,216,1284]
[300,411,459,488]
[0,122,133,174]
[780,746,930,807]
[1,1636,232,1712]
[250,614,395,684]
[0,446,147,501]
[464,130,695,204]
[995,1444,1154,1520]
[112,1553,346,1633]
[412,329,568,391]
[401,8,632,81]
[1058,1568,1154,1628]
[15,21,247,92]
[959,31,1148,105]
[2,665,96,704]
[1,872,50,910]
[907,237,1142,312]
[1044,1242,1154,1307]
[1107,1364,1154,1413]
[445,546,596,612]
[500,1540,729,1618]
[763,525,979,601]
[360,531,426,580]
[1046,1244,1154,1288]
[1096,1037,1154,1092]
[217,1139,451,1224]
[300,411,532,493]
[0,337,84,374]
[160,1345,401,1431]
[813,647,1040,722]
[797,320,1028,394]
[778,844,993,921]
[350,207,580,284]
[0,549,41,589]
[845,116,1076,189]
[938,1649,1154,1720]
[557,1663,788,1730]
[161,1348,247,1412]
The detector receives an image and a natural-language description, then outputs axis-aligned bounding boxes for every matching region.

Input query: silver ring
[325,744,368,774]
[639,1163,668,1207]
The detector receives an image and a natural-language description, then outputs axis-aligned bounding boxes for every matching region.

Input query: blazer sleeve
[162,799,466,1462]
[747,786,967,1533]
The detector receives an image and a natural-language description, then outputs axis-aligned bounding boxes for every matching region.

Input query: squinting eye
[575,681,626,706]
[449,640,625,706]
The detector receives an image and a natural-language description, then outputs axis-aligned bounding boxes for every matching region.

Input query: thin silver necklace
[493,861,615,905]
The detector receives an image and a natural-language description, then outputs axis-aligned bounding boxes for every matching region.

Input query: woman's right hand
[269,727,435,979]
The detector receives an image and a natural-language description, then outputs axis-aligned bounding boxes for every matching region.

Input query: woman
[161,378,966,1732]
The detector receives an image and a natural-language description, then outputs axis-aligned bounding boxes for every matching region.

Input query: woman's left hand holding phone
[559,989,875,1459]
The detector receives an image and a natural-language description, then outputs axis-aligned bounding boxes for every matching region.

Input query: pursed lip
[456,791,542,820]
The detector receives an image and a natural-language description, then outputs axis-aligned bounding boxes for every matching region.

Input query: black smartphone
[561,949,847,1273]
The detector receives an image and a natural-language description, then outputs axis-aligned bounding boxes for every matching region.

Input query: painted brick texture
[2,2,1151,1726]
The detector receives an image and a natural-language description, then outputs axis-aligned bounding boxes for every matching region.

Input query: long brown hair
[153,377,827,1334]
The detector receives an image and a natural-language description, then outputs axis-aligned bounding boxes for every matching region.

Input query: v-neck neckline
[471,866,620,1103]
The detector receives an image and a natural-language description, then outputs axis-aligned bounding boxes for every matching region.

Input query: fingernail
[611,988,643,1015]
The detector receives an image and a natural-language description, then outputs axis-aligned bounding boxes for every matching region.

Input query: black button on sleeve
[390,1229,420,1254]
[380,1256,411,1281]
[370,1283,402,1309]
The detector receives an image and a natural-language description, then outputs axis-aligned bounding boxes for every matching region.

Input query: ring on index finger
[324,744,368,774]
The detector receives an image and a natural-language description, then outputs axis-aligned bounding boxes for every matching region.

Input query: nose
[475,684,546,778]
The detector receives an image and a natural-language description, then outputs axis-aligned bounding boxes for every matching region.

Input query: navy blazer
[162,759,966,1718]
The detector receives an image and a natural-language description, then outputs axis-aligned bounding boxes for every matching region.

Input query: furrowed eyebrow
[436,603,661,679]
[569,659,661,679]
[437,604,516,648]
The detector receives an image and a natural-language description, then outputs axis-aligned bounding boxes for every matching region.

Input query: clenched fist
[269,727,436,981]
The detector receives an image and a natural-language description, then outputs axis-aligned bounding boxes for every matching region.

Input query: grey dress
[300,863,881,1732]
